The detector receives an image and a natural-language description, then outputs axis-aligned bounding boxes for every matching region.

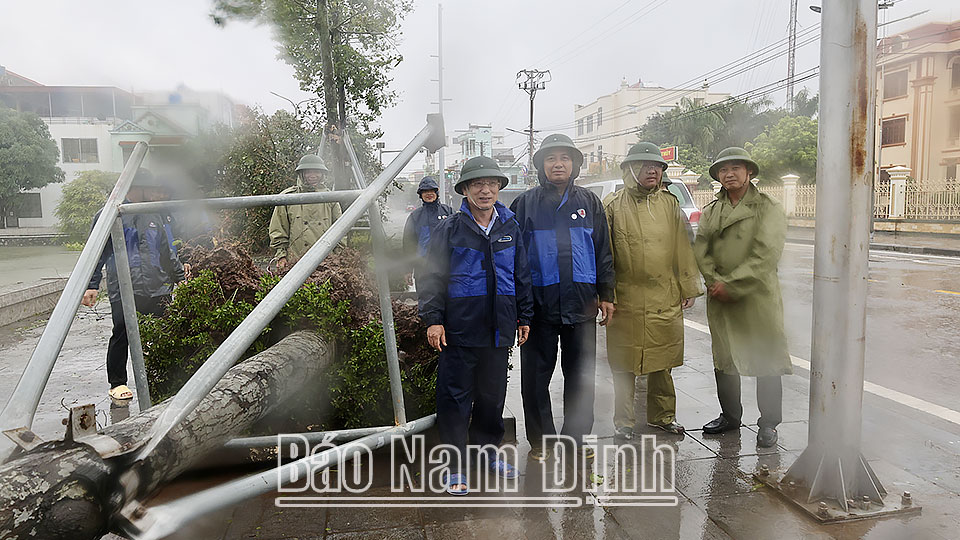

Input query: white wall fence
[691,167,960,221]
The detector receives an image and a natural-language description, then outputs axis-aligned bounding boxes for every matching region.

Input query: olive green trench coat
[604,181,703,375]
[269,178,343,262]
[693,184,792,377]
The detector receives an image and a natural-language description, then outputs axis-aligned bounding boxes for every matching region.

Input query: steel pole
[110,218,152,411]
[223,426,391,450]
[134,116,444,462]
[437,2,446,203]
[0,142,149,463]
[783,0,882,512]
[342,131,407,425]
[117,190,362,215]
[120,415,436,540]
[528,93,535,185]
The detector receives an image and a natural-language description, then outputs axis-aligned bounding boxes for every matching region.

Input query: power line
[571,66,820,146]
[541,26,822,133]
[540,22,822,132]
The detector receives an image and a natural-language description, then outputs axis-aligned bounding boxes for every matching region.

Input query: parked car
[582,177,701,240]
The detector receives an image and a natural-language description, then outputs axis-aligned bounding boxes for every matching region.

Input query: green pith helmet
[709,147,759,180]
[620,142,667,171]
[533,133,584,171]
[295,154,330,173]
[455,156,508,194]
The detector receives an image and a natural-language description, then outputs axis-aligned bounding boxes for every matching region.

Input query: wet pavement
[2,244,959,539]
[0,246,80,288]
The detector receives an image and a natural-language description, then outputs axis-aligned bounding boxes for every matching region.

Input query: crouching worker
[417,156,534,495]
[81,169,187,401]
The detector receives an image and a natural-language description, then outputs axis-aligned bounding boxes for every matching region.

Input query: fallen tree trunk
[0,331,333,540]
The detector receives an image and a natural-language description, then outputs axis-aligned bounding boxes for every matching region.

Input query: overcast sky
[2,0,956,172]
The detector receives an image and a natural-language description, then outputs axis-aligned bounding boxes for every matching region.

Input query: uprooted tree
[141,241,436,431]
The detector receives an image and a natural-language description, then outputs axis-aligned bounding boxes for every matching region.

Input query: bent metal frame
[0,115,445,539]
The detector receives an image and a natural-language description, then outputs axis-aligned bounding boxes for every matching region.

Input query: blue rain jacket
[510,182,615,325]
[87,208,185,304]
[403,199,453,272]
[418,200,534,348]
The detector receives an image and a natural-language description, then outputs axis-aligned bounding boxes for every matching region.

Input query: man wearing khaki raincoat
[694,147,791,448]
[269,154,343,269]
[604,142,703,437]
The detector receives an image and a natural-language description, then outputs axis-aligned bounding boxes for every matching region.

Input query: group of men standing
[409,134,791,495]
[83,136,789,497]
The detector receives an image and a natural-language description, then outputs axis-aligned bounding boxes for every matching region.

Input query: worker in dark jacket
[509,134,615,461]
[81,169,187,401]
[402,176,453,282]
[418,156,534,496]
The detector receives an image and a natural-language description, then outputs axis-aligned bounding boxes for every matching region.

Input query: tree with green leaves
[747,115,818,184]
[54,170,119,241]
[0,107,64,227]
[211,0,411,189]
[216,107,321,251]
[790,88,819,119]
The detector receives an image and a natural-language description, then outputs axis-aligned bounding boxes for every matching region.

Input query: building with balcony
[0,67,236,228]
[876,20,960,182]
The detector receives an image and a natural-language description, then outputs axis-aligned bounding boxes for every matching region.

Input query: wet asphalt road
[680,242,960,414]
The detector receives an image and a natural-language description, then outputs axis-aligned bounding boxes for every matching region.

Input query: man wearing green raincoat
[269,154,343,269]
[694,147,791,448]
[604,142,703,437]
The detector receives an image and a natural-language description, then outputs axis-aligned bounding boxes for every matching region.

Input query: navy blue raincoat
[403,199,453,262]
[418,200,534,348]
[87,209,185,304]
[510,179,615,325]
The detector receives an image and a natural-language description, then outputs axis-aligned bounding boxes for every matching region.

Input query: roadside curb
[787,237,960,257]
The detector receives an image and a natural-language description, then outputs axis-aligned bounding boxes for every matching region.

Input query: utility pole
[778,0,902,518]
[787,0,798,112]
[436,3,447,203]
[517,69,551,185]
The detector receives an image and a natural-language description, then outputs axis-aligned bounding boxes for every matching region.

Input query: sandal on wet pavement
[443,472,469,496]
[109,385,133,400]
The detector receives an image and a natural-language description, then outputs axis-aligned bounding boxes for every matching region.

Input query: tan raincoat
[269,177,343,262]
[604,174,703,375]
[693,183,792,377]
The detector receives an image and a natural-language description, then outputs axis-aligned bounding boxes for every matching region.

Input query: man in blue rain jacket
[81,169,186,401]
[402,176,453,281]
[418,156,534,495]
[509,134,615,461]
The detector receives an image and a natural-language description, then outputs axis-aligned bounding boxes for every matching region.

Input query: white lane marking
[785,242,960,263]
[683,319,960,427]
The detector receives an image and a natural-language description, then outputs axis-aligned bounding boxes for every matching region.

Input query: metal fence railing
[0,114,446,540]
[693,179,960,222]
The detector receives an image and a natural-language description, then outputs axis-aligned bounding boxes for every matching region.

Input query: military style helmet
[621,142,668,171]
[709,147,759,180]
[533,133,584,171]
[295,154,330,173]
[454,156,508,194]
[417,176,440,194]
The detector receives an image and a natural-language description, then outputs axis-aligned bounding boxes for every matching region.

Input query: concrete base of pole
[757,464,920,522]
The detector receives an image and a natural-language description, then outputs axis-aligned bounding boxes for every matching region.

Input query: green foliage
[791,88,819,119]
[638,93,819,184]
[217,108,321,252]
[0,106,64,217]
[328,321,436,429]
[140,270,261,401]
[54,170,118,241]
[258,274,350,339]
[747,116,819,184]
[141,268,437,425]
[64,241,85,251]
